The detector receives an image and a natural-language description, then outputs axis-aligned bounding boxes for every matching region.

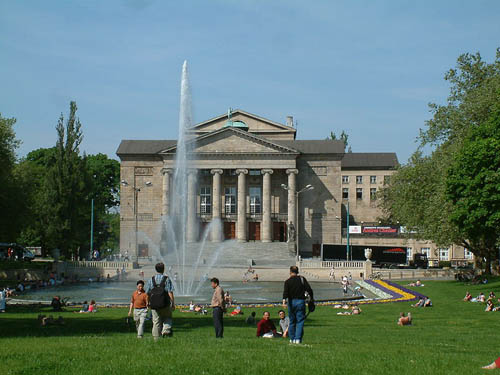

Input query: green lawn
[1,279,498,375]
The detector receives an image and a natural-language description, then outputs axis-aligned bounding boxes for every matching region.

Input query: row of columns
[160,167,298,243]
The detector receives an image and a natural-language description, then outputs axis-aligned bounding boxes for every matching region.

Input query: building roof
[275,140,345,154]
[116,140,177,156]
[341,153,399,169]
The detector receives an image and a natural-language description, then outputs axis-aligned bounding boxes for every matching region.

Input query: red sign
[362,226,398,234]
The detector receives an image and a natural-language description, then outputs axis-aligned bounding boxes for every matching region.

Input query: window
[249,186,261,214]
[407,248,412,264]
[370,176,377,184]
[342,188,349,199]
[384,175,391,185]
[356,188,363,200]
[421,247,431,258]
[356,176,363,184]
[249,170,261,176]
[342,176,349,184]
[224,186,236,214]
[439,248,449,261]
[464,249,473,260]
[370,188,377,200]
[200,186,211,214]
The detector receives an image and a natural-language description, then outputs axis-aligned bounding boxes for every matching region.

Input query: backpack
[149,276,170,310]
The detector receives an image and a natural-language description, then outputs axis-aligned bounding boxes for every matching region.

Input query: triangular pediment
[188,109,296,139]
[159,127,299,155]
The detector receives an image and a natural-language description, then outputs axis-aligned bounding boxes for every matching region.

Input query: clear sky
[1,0,499,163]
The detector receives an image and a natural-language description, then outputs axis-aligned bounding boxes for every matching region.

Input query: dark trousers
[213,307,224,338]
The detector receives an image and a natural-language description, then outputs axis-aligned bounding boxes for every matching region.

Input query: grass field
[1,279,499,375]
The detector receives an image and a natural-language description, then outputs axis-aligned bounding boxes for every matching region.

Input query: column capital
[235,169,248,175]
[161,167,174,175]
[286,168,299,175]
[210,168,223,175]
[261,168,274,175]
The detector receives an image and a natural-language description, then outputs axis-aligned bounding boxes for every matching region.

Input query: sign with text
[349,225,362,234]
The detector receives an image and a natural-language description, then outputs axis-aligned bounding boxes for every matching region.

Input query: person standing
[128,280,148,338]
[210,277,225,338]
[282,266,313,344]
[145,263,175,340]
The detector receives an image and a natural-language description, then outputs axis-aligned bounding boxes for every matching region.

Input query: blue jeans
[288,299,306,342]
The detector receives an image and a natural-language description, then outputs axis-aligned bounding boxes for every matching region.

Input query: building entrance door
[224,222,236,240]
[138,244,149,257]
[273,222,287,242]
[248,222,261,241]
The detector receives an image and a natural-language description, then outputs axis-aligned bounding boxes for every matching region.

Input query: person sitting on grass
[246,311,256,325]
[397,312,412,326]
[463,291,472,301]
[256,311,280,338]
[278,310,289,337]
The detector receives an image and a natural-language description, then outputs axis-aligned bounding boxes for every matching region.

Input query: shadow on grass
[0,305,259,338]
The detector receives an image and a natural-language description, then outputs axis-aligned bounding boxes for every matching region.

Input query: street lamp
[281,183,314,259]
[121,179,153,260]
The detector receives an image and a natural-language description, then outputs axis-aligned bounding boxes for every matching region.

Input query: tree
[380,49,500,272]
[446,107,500,270]
[45,102,91,257]
[0,113,24,241]
[327,130,351,152]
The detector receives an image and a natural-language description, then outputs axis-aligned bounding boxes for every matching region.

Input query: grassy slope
[1,280,498,375]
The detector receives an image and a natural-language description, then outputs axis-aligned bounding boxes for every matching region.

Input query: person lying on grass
[397,312,412,326]
[256,311,281,338]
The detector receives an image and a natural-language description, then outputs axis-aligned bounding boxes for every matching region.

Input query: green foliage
[327,130,351,152]
[381,49,500,270]
[446,106,500,253]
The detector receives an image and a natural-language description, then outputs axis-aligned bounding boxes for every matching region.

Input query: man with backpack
[282,266,313,344]
[145,263,175,340]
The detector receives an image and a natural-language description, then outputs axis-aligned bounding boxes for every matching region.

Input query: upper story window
[200,186,211,214]
[356,188,363,200]
[342,176,349,184]
[249,186,261,214]
[356,176,363,184]
[370,176,377,184]
[224,186,236,214]
[342,188,349,200]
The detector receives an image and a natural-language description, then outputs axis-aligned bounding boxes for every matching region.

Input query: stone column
[261,169,274,243]
[186,169,198,243]
[286,169,298,238]
[161,168,173,217]
[211,169,223,242]
[236,169,248,242]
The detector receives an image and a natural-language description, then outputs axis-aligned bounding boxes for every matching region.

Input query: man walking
[210,277,225,338]
[282,266,313,344]
[145,263,175,340]
[128,280,148,338]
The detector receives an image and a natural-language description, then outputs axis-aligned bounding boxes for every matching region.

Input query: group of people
[127,264,314,344]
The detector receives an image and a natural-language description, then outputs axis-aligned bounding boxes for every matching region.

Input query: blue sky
[1,0,499,163]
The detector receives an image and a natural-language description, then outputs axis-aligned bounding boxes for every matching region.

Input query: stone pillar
[186,169,198,243]
[261,169,274,243]
[286,169,298,238]
[161,168,173,217]
[236,169,248,242]
[211,169,223,242]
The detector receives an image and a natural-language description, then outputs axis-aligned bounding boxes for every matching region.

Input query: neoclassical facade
[117,109,470,265]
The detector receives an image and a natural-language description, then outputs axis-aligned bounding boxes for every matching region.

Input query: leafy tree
[381,49,500,272]
[44,102,91,257]
[0,113,23,240]
[446,107,500,269]
[327,130,351,152]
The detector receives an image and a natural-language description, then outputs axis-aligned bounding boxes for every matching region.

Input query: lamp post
[121,179,153,260]
[281,183,314,259]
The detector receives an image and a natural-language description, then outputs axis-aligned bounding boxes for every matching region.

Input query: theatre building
[117,109,471,266]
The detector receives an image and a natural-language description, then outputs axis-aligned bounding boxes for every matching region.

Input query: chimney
[286,115,293,127]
